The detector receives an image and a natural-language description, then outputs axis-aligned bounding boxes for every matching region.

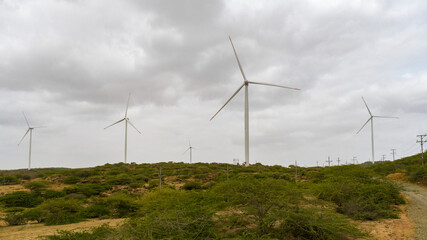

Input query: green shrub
[0,191,42,208]
[63,176,81,184]
[64,184,110,197]
[147,179,159,189]
[42,224,117,240]
[80,205,111,218]
[23,208,44,223]
[43,190,66,199]
[4,212,27,225]
[181,181,203,190]
[4,207,25,212]
[312,166,405,220]
[1,175,20,185]
[104,194,139,218]
[39,198,83,225]
[24,180,49,195]
[106,174,133,186]
[274,208,365,239]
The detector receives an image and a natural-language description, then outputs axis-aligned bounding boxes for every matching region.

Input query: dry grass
[0,218,125,240]
[0,184,29,196]
[386,173,409,183]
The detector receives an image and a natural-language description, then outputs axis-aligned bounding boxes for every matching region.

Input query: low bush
[181,181,203,190]
[0,191,42,208]
[80,204,111,218]
[104,194,139,218]
[24,180,49,195]
[4,212,27,225]
[43,190,66,199]
[1,175,20,185]
[23,208,44,223]
[64,184,110,197]
[63,175,81,184]
[41,224,117,240]
[38,198,83,225]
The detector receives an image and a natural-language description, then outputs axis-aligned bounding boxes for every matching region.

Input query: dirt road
[399,183,427,240]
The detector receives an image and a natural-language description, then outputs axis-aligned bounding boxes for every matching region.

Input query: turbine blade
[373,116,399,119]
[125,93,131,118]
[247,81,300,90]
[183,147,190,155]
[104,118,125,130]
[127,119,142,134]
[361,96,372,116]
[189,139,191,148]
[356,117,372,134]
[229,36,248,82]
[22,112,30,127]
[18,129,30,146]
[210,83,245,121]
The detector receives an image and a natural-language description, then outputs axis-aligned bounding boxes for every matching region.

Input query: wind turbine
[18,112,45,170]
[104,93,141,163]
[183,140,194,163]
[210,36,300,166]
[356,96,398,163]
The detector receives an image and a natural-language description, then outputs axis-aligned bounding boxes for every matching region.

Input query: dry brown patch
[387,173,408,183]
[355,202,414,240]
[0,185,29,196]
[0,218,125,240]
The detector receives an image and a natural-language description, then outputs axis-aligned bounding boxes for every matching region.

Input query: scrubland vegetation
[0,152,425,239]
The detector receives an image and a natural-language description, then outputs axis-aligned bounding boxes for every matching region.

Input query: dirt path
[0,218,125,240]
[398,183,427,240]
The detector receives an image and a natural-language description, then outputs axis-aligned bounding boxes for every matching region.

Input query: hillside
[0,155,425,240]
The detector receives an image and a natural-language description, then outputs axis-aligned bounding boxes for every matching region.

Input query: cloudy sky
[1,0,427,170]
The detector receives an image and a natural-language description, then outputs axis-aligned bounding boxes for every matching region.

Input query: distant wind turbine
[18,112,45,170]
[210,36,300,166]
[183,140,194,163]
[356,96,398,163]
[104,93,141,163]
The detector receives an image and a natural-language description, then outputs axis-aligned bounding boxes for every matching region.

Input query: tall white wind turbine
[104,93,141,163]
[18,112,45,170]
[183,140,194,163]
[210,36,300,166]
[356,96,398,163]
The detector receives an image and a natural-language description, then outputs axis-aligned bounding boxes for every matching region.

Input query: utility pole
[326,156,332,167]
[352,156,357,164]
[381,154,386,161]
[417,134,427,165]
[337,157,340,166]
[316,161,319,167]
[391,149,396,161]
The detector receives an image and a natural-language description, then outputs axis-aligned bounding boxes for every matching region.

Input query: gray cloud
[1,0,427,169]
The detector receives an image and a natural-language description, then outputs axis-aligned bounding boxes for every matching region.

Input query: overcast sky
[1,0,427,170]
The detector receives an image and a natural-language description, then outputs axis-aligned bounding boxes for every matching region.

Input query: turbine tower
[356,96,398,163]
[18,112,45,170]
[210,36,300,166]
[105,93,141,163]
[183,140,193,163]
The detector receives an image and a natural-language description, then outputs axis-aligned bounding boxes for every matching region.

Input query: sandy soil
[0,218,125,240]
[356,203,415,240]
[399,183,427,240]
